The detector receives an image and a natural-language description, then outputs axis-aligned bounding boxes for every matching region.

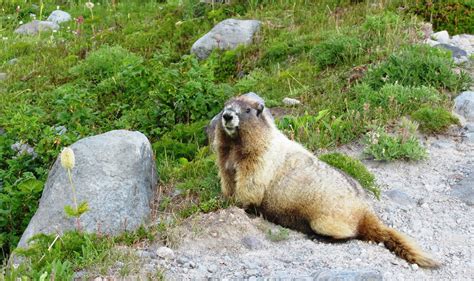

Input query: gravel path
[122,126,473,280]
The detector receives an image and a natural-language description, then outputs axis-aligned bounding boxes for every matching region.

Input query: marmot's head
[220,95,270,139]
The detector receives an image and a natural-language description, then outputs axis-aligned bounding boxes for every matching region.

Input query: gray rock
[16,130,157,249]
[454,91,474,122]
[54,125,67,135]
[47,10,72,24]
[434,43,468,58]
[0,73,7,81]
[432,140,455,149]
[312,269,383,281]
[14,20,59,35]
[282,97,301,106]
[191,19,261,59]
[386,189,415,206]
[136,249,152,259]
[451,170,474,206]
[465,132,474,142]
[465,124,474,132]
[156,246,174,259]
[431,30,450,44]
[8,58,19,65]
[11,142,37,158]
[241,235,263,250]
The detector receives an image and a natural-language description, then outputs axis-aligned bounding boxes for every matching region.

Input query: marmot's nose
[223,113,233,122]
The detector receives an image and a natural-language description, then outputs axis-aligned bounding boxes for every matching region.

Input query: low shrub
[319,152,380,198]
[411,107,459,134]
[363,118,427,161]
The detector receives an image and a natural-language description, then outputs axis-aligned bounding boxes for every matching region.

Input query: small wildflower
[19,21,23,25]
[85,2,95,9]
[57,6,60,10]
[60,147,75,170]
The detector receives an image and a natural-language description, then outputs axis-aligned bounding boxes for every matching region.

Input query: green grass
[319,152,380,199]
[0,0,470,271]
[411,107,460,134]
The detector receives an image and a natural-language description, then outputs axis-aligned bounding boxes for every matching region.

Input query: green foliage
[364,118,427,161]
[9,232,111,280]
[410,0,474,34]
[311,35,362,68]
[411,107,459,134]
[319,152,380,199]
[64,202,90,218]
[363,45,468,91]
[266,226,290,242]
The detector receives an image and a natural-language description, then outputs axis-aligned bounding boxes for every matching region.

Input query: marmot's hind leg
[309,217,357,240]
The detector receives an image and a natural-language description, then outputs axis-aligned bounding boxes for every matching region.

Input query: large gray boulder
[191,19,261,60]
[16,130,158,249]
[454,91,474,122]
[47,10,72,24]
[14,20,59,35]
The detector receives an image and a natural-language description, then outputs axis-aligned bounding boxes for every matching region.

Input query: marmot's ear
[256,103,264,117]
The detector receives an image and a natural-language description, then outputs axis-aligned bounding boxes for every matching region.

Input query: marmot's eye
[246,108,251,113]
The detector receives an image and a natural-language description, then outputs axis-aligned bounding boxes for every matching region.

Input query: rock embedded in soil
[156,246,174,259]
[282,97,301,106]
[434,43,468,59]
[386,189,416,206]
[454,91,474,122]
[312,269,383,281]
[451,170,474,206]
[431,30,450,44]
[47,10,72,24]
[241,235,263,250]
[191,19,261,59]
[14,20,59,35]
[16,130,158,249]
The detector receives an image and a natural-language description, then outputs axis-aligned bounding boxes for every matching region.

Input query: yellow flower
[60,147,75,170]
[85,2,94,9]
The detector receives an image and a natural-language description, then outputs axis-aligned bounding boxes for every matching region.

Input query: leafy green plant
[411,107,459,134]
[363,45,469,91]
[410,0,474,34]
[319,152,380,199]
[364,118,427,161]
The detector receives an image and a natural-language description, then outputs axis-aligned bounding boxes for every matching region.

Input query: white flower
[19,21,23,24]
[57,6,60,10]
[60,147,75,170]
[85,2,94,9]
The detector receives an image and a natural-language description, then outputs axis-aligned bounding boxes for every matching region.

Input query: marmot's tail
[357,212,440,268]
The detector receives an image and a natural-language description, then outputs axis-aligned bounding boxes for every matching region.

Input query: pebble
[156,246,174,259]
[411,264,419,270]
[282,97,301,106]
[242,235,263,250]
[431,30,450,44]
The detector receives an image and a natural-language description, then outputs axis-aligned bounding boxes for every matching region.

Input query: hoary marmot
[212,94,439,268]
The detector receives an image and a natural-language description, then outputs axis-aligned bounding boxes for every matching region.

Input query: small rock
[282,97,301,106]
[451,170,474,206]
[465,124,474,132]
[177,256,189,265]
[15,20,59,35]
[54,125,67,135]
[241,235,263,250]
[136,249,151,259]
[465,132,474,142]
[313,269,382,281]
[144,264,155,272]
[11,142,37,158]
[0,73,7,81]
[423,39,439,47]
[191,19,261,60]
[115,261,124,268]
[156,246,174,259]
[411,263,419,270]
[431,30,450,44]
[208,264,218,273]
[386,189,415,206]
[47,10,72,24]
[187,261,197,268]
[434,43,468,58]
[73,270,87,279]
[432,140,455,149]
[454,91,474,122]
[8,58,18,65]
